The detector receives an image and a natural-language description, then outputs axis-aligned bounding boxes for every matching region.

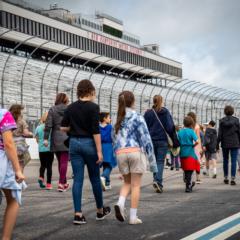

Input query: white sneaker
[100,177,106,191]
[105,185,112,190]
[129,218,142,225]
[114,204,126,222]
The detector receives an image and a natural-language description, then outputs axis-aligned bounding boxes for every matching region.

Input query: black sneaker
[96,206,111,221]
[114,204,125,222]
[212,174,217,179]
[170,166,174,171]
[73,215,87,225]
[230,180,236,186]
[185,187,192,193]
[224,179,229,184]
[153,182,163,193]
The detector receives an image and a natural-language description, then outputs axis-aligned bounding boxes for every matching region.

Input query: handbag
[152,109,173,147]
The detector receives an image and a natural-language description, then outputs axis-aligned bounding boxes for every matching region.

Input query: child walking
[99,112,117,191]
[35,112,54,190]
[113,91,157,224]
[178,116,200,193]
[203,120,218,178]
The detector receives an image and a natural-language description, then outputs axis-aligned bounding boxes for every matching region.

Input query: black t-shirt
[61,100,100,138]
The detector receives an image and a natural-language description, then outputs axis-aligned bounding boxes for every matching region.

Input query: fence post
[40,46,72,115]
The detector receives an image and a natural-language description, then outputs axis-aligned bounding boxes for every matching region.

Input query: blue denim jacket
[112,108,158,173]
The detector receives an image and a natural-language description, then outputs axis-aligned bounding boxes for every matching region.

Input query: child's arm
[193,140,199,147]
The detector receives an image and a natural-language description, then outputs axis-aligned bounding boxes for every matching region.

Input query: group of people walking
[1,78,240,239]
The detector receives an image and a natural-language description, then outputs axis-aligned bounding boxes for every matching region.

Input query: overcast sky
[27,0,240,90]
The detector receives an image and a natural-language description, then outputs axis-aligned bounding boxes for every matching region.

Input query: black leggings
[39,152,54,184]
[184,170,193,187]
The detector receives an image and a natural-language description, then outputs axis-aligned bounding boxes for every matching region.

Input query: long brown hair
[55,93,69,105]
[115,91,135,134]
[152,95,163,112]
[187,112,197,128]
[9,104,24,121]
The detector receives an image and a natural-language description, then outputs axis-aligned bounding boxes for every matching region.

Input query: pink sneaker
[64,183,70,191]
[46,184,53,190]
[57,184,65,192]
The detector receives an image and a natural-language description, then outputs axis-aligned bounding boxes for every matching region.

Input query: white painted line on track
[181,212,240,240]
[213,224,240,240]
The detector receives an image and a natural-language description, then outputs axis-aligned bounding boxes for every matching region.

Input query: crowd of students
[1,78,240,239]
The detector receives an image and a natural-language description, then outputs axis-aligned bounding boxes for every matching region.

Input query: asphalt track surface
[0,161,240,240]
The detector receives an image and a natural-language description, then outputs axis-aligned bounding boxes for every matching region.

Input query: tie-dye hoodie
[112,108,158,173]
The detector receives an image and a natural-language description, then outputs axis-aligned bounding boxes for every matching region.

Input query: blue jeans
[222,148,238,178]
[170,153,180,169]
[152,140,168,186]
[101,162,112,185]
[70,137,103,212]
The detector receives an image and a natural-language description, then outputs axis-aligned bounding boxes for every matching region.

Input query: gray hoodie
[44,104,68,152]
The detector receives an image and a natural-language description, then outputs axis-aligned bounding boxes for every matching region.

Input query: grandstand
[0,0,240,129]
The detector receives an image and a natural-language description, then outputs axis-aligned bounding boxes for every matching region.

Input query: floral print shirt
[112,108,157,173]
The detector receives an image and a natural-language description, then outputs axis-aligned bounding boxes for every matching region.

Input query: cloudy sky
[27,0,240,90]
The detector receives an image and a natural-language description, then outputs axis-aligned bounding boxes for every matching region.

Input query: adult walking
[0,109,25,240]
[9,104,33,171]
[44,93,70,192]
[61,79,111,225]
[113,91,157,225]
[144,95,175,193]
[217,105,240,185]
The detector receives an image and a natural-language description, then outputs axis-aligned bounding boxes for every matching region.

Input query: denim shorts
[116,151,147,175]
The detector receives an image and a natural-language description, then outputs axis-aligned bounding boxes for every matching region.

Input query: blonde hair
[152,95,163,112]
[40,112,48,124]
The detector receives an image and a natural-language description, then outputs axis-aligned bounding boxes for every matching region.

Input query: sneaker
[100,177,106,191]
[212,174,217,179]
[185,186,192,193]
[73,215,87,225]
[38,178,46,189]
[176,168,180,171]
[57,184,65,192]
[170,166,174,171]
[196,179,202,184]
[153,182,163,193]
[105,185,112,190]
[64,183,70,191]
[224,179,229,184]
[114,204,125,222]
[230,180,236,186]
[203,171,209,176]
[96,206,111,221]
[46,184,53,190]
[129,218,142,225]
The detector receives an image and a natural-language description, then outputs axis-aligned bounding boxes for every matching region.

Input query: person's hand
[15,170,25,183]
[43,140,49,147]
[96,151,103,164]
[203,146,206,152]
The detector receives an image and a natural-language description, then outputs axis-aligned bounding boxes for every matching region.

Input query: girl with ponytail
[113,91,157,225]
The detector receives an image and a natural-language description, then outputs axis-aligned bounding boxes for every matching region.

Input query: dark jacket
[217,116,240,149]
[44,104,69,152]
[144,107,175,142]
[204,128,217,153]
